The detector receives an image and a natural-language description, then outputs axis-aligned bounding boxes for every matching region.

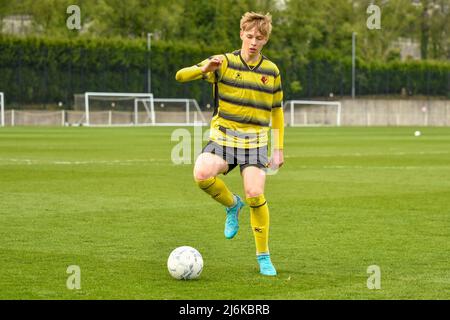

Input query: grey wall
[2,99,449,127]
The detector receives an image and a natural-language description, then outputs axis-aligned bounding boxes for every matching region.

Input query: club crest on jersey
[261,76,268,85]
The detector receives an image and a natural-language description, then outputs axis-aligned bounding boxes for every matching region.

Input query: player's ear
[240,30,245,41]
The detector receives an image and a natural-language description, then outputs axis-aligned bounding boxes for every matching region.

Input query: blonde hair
[240,12,272,39]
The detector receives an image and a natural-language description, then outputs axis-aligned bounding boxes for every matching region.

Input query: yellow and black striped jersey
[197,50,283,149]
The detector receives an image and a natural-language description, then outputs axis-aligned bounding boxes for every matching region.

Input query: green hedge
[0,35,449,108]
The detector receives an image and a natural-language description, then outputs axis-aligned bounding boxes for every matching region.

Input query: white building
[1,15,34,35]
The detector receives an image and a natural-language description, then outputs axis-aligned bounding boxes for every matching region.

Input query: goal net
[287,100,342,126]
[81,93,207,126]
[0,92,4,127]
[84,92,155,126]
[152,98,207,126]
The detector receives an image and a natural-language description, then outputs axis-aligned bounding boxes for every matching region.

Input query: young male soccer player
[175,12,284,276]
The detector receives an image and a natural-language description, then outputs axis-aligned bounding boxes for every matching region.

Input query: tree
[1,0,448,62]
[422,0,450,59]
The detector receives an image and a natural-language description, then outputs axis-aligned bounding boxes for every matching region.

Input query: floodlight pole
[147,32,153,94]
[352,32,356,99]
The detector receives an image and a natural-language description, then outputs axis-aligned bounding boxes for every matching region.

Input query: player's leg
[193,152,235,207]
[242,165,277,276]
[194,143,244,239]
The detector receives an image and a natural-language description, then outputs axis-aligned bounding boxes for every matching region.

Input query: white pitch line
[285,151,450,158]
[0,158,166,166]
[293,165,450,170]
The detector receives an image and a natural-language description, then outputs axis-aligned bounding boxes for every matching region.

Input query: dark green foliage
[0,35,449,107]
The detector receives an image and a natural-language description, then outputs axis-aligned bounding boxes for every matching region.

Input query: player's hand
[269,149,284,170]
[201,56,223,73]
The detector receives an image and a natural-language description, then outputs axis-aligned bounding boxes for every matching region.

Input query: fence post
[290,101,294,126]
[447,102,450,126]
[0,93,4,127]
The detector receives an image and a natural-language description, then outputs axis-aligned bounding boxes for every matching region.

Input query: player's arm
[269,73,284,169]
[175,56,224,83]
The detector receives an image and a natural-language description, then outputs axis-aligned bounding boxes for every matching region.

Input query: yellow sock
[247,194,270,255]
[196,177,235,207]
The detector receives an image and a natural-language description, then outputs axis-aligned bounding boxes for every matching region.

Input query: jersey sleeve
[176,55,228,84]
[175,65,204,82]
[271,107,284,149]
[197,55,228,83]
[271,71,284,149]
[272,72,283,109]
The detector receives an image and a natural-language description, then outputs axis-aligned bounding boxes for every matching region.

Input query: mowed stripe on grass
[0,126,449,299]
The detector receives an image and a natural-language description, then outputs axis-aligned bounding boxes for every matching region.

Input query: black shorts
[201,140,269,174]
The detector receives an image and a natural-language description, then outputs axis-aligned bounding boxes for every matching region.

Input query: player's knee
[193,168,214,181]
[194,171,217,191]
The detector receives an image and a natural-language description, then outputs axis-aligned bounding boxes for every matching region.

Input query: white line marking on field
[285,151,450,158]
[0,158,166,166]
[295,165,439,170]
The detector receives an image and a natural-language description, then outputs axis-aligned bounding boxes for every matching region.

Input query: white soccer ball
[414,131,421,137]
[167,246,203,280]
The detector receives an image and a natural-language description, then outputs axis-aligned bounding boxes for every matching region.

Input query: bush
[0,35,448,108]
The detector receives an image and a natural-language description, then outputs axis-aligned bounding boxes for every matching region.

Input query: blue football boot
[224,195,244,239]
[257,254,277,276]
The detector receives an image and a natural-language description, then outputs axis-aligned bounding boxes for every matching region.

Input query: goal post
[0,92,4,127]
[153,98,207,126]
[82,93,207,127]
[134,97,155,125]
[84,92,155,126]
[287,100,342,127]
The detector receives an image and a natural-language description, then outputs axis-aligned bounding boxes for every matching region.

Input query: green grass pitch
[0,126,449,299]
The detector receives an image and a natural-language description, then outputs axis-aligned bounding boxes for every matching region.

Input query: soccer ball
[167,246,203,280]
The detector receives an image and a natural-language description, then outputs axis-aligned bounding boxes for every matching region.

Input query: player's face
[240,27,268,58]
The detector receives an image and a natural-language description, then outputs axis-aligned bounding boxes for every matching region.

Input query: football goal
[0,92,4,127]
[84,92,155,126]
[152,98,207,126]
[287,100,342,126]
[83,93,207,126]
